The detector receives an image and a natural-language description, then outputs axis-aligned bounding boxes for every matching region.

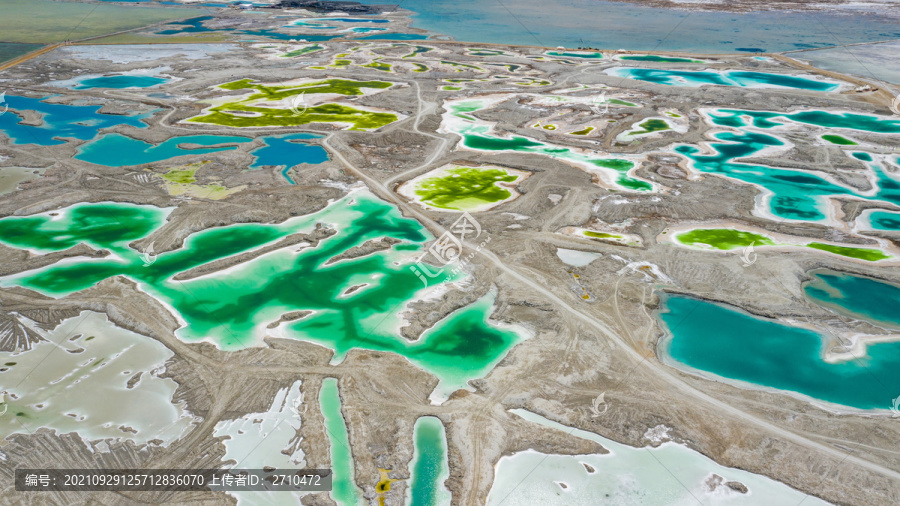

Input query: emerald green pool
[631,118,671,135]
[806,242,890,261]
[0,193,524,396]
[413,166,519,211]
[659,293,900,409]
[408,416,451,506]
[822,134,857,145]
[320,378,360,506]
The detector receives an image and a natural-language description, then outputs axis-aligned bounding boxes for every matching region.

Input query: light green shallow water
[320,378,360,506]
[408,416,451,506]
[0,192,523,397]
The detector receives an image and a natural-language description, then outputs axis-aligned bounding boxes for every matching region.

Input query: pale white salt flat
[0,311,194,446]
[486,409,829,505]
[556,248,602,267]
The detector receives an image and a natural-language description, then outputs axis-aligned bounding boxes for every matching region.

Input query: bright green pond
[0,193,523,396]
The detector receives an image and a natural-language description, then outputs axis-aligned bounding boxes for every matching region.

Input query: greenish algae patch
[806,242,890,261]
[442,86,462,91]
[401,164,528,212]
[412,63,429,72]
[158,162,246,200]
[584,231,621,239]
[676,229,775,250]
[362,59,392,72]
[822,134,857,145]
[282,44,324,57]
[570,126,595,135]
[188,78,400,131]
[634,118,671,134]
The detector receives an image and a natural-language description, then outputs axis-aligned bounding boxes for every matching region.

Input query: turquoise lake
[658,292,900,410]
[0,94,150,146]
[866,210,900,231]
[804,271,900,331]
[408,416,451,506]
[75,133,251,167]
[606,68,839,91]
[249,132,330,184]
[676,109,900,222]
[73,75,169,89]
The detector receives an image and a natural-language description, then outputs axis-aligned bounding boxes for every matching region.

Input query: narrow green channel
[320,378,360,506]
[408,416,451,506]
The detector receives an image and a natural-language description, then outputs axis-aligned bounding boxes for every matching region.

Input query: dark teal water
[0,195,523,393]
[660,294,900,410]
[804,271,900,331]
